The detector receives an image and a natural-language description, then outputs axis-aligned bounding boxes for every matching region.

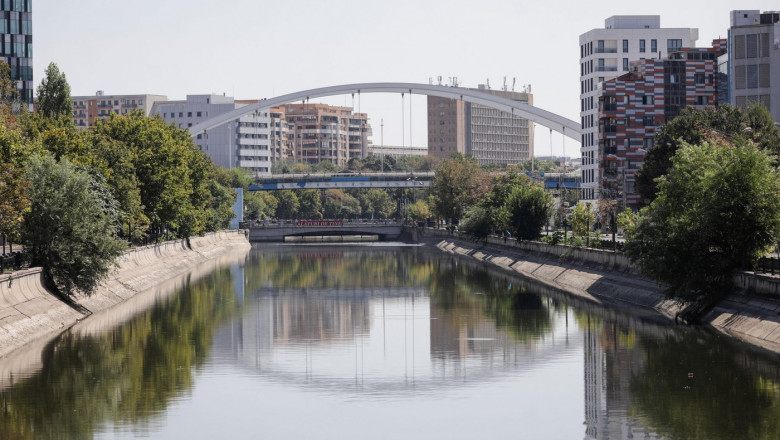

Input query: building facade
[728,10,780,122]
[152,94,274,176]
[427,85,534,166]
[72,92,167,128]
[598,40,726,210]
[279,103,371,167]
[1,0,32,107]
[579,16,699,201]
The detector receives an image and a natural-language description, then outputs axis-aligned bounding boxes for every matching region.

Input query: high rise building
[279,103,371,166]
[598,40,727,210]
[1,0,32,108]
[153,95,274,176]
[728,10,780,121]
[427,85,534,166]
[579,16,698,201]
[71,92,167,128]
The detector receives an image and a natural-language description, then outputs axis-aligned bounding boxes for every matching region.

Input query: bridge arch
[188,82,581,141]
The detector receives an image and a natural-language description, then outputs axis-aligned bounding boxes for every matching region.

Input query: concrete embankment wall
[0,230,250,359]
[422,229,780,354]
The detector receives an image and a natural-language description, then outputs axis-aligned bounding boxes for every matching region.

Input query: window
[694,72,705,84]
[642,95,654,105]
[623,58,629,71]
[639,39,646,53]
[197,111,202,117]
[696,96,705,105]
[747,34,758,58]
[667,39,682,51]
[178,112,183,118]
[622,39,628,53]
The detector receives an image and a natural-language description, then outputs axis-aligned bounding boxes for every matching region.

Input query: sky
[33,0,779,157]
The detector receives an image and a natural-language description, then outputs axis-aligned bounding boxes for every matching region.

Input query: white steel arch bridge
[188,82,581,141]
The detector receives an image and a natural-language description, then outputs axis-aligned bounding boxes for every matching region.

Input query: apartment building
[579,16,698,201]
[598,40,726,210]
[427,85,533,166]
[280,103,371,167]
[72,92,167,128]
[728,10,780,121]
[0,0,32,107]
[152,95,274,176]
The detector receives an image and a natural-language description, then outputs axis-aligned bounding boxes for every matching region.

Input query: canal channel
[0,243,778,439]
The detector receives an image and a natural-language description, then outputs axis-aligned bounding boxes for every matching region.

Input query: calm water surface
[1,243,779,439]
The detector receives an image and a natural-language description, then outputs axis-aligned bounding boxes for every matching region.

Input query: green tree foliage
[430,154,490,224]
[459,205,494,240]
[22,154,127,296]
[360,188,394,219]
[92,113,220,238]
[36,62,73,120]
[244,191,278,220]
[636,105,780,202]
[407,199,432,221]
[275,190,300,219]
[626,141,780,301]
[497,182,554,241]
[297,189,323,219]
[459,167,553,241]
[569,202,594,237]
[0,126,30,240]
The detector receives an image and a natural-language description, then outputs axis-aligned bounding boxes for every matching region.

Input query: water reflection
[215,246,575,396]
[0,245,779,439]
[0,266,241,439]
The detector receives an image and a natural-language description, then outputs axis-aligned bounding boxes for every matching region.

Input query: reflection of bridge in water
[212,285,582,397]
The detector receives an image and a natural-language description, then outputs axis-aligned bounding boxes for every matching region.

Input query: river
[0,243,779,439]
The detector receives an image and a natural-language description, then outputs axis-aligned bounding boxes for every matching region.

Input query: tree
[625,140,780,302]
[361,189,394,219]
[297,189,323,219]
[459,205,494,240]
[636,105,780,202]
[430,154,490,224]
[275,190,299,219]
[22,154,126,297]
[244,191,277,220]
[408,199,432,222]
[569,202,594,238]
[0,126,30,242]
[496,182,554,241]
[36,62,73,120]
[93,113,213,238]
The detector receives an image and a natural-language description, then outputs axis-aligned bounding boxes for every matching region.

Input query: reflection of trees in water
[629,332,780,440]
[0,267,239,440]
[244,246,436,291]
[428,258,554,344]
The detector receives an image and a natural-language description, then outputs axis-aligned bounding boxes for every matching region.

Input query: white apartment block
[152,95,274,176]
[579,16,698,201]
[729,10,780,122]
[72,92,167,128]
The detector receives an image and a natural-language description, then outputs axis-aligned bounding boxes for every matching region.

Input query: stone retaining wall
[0,230,250,358]
[424,230,780,355]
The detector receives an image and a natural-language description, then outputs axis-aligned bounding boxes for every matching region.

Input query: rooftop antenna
[486,78,491,89]
[502,76,507,91]
[437,76,442,86]
[512,77,516,92]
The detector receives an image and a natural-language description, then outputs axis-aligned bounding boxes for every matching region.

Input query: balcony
[595,47,618,54]
[595,66,618,72]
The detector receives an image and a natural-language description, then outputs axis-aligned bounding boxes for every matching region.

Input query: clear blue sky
[33,0,778,156]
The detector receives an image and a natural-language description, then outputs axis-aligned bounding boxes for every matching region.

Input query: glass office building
[0,0,32,107]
